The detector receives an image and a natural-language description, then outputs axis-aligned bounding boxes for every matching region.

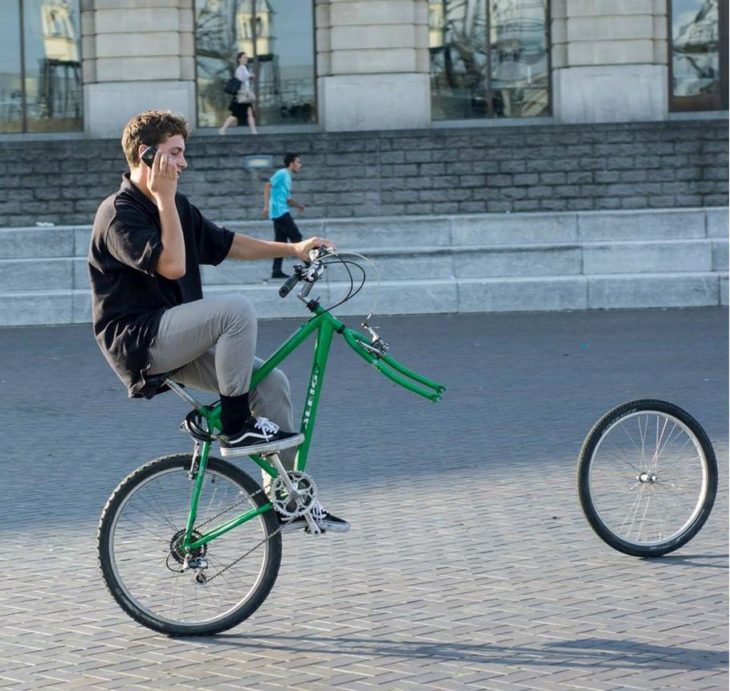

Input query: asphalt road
[0,307,727,690]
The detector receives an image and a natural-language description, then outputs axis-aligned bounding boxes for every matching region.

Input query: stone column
[551,0,668,123]
[81,0,195,138]
[316,0,430,131]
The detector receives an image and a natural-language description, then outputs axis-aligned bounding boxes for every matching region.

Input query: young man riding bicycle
[88,109,349,533]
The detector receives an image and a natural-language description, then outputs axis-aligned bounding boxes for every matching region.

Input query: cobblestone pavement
[0,308,727,690]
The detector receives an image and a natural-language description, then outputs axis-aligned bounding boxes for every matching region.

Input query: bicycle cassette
[271,471,318,519]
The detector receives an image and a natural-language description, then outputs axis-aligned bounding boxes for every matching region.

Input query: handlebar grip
[278,274,300,298]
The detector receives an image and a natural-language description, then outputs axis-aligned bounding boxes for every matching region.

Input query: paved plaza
[0,307,727,690]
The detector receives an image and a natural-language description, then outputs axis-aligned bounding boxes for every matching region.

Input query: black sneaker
[271,271,290,279]
[278,501,350,534]
[220,416,303,458]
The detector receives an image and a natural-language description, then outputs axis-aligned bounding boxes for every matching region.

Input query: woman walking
[219,52,258,135]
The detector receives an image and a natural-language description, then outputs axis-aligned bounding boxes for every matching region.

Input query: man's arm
[287,196,306,211]
[227,233,332,262]
[156,201,186,279]
[149,150,186,279]
[261,181,271,219]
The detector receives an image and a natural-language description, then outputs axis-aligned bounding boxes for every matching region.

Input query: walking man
[262,153,306,279]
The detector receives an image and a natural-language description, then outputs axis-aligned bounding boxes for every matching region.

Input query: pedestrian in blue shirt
[262,153,305,279]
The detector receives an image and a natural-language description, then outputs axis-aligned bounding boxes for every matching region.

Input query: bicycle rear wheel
[578,400,717,557]
[98,454,282,635]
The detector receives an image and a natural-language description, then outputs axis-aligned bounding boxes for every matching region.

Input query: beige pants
[147,294,296,468]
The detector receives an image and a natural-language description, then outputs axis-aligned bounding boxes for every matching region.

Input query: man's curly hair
[121,110,189,166]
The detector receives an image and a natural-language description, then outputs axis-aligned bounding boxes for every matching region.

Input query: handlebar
[275,246,446,402]
[277,246,334,300]
[278,274,300,298]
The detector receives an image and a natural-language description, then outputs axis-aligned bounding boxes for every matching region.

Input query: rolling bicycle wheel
[578,400,717,557]
[98,454,282,635]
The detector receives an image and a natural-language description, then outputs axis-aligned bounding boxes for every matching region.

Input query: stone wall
[0,119,726,228]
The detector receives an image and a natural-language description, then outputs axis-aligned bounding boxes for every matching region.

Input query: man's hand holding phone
[141,145,178,205]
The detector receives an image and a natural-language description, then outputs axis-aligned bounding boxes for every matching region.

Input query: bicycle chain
[181,485,285,584]
[203,525,284,584]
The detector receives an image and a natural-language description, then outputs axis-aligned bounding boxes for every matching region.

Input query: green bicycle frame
[179,304,445,553]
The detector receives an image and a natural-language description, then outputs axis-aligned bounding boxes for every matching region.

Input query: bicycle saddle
[138,371,182,400]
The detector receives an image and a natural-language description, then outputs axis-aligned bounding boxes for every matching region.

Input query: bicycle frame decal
[303,368,319,429]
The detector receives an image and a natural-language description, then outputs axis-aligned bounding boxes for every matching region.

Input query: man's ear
[134,144,148,166]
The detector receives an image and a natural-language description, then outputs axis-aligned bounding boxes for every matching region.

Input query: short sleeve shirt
[88,174,234,397]
[268,168,291,220]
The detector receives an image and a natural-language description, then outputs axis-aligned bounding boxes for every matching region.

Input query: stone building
[1,0,726,137]
[0,1,727,325]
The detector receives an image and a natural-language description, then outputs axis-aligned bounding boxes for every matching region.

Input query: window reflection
[0,3,22,133]
[0,0,82,133]
[430,0,549,120]
[195,0,316,128]
[670,0,726,109]
[26,0,83,132]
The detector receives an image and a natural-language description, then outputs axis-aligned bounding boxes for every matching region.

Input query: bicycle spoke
[100,457,281,633]
[582,404,714,554]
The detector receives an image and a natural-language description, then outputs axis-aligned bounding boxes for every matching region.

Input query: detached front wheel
[578,400,717,557]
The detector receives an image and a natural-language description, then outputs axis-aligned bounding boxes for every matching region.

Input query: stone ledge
[2,271,725,327]
[3,207,725,258]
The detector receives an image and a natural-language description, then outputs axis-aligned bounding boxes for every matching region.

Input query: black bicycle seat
[138,371,182,400]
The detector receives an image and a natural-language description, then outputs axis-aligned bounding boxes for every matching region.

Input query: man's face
[291,157,302,173]
[142,134,187,175]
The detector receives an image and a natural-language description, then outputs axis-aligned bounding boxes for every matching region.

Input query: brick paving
[0,308,727,690]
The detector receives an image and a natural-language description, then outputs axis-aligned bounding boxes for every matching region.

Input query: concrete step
[0,238,724,292]
[0,257,74,292]
[1,207,726,260]
[0,272,726,327]
[0,207,726,325]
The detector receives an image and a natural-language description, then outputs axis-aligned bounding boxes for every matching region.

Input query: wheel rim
[107,466,272,629]
[587,410,709,549]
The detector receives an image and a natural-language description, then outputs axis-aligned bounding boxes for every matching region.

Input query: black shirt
[89,174,234,397]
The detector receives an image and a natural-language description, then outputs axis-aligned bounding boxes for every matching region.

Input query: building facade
[0,0,726,138]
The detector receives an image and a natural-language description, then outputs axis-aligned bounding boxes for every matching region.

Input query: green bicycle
[97,248,445,636]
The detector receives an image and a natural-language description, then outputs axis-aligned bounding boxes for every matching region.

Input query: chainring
[271,471,318,519]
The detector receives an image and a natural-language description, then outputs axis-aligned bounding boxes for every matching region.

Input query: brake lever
[309,246,336,262]
[300,260,325,283]
[279,247,333,300]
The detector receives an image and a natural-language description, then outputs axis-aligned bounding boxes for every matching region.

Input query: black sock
[219,393,251,435]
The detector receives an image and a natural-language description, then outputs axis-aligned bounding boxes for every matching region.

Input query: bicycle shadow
[201,634,728,671]
[647,553,729,569]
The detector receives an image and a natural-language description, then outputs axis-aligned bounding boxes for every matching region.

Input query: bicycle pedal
[302,512,321,535]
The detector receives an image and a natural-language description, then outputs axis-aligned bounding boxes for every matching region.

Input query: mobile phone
[141,145,157,168]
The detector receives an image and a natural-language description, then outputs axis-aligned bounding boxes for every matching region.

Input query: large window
[669,0,728,111]
[0,0,82,133]
[429,0,550,121]
[195,0,316,128]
